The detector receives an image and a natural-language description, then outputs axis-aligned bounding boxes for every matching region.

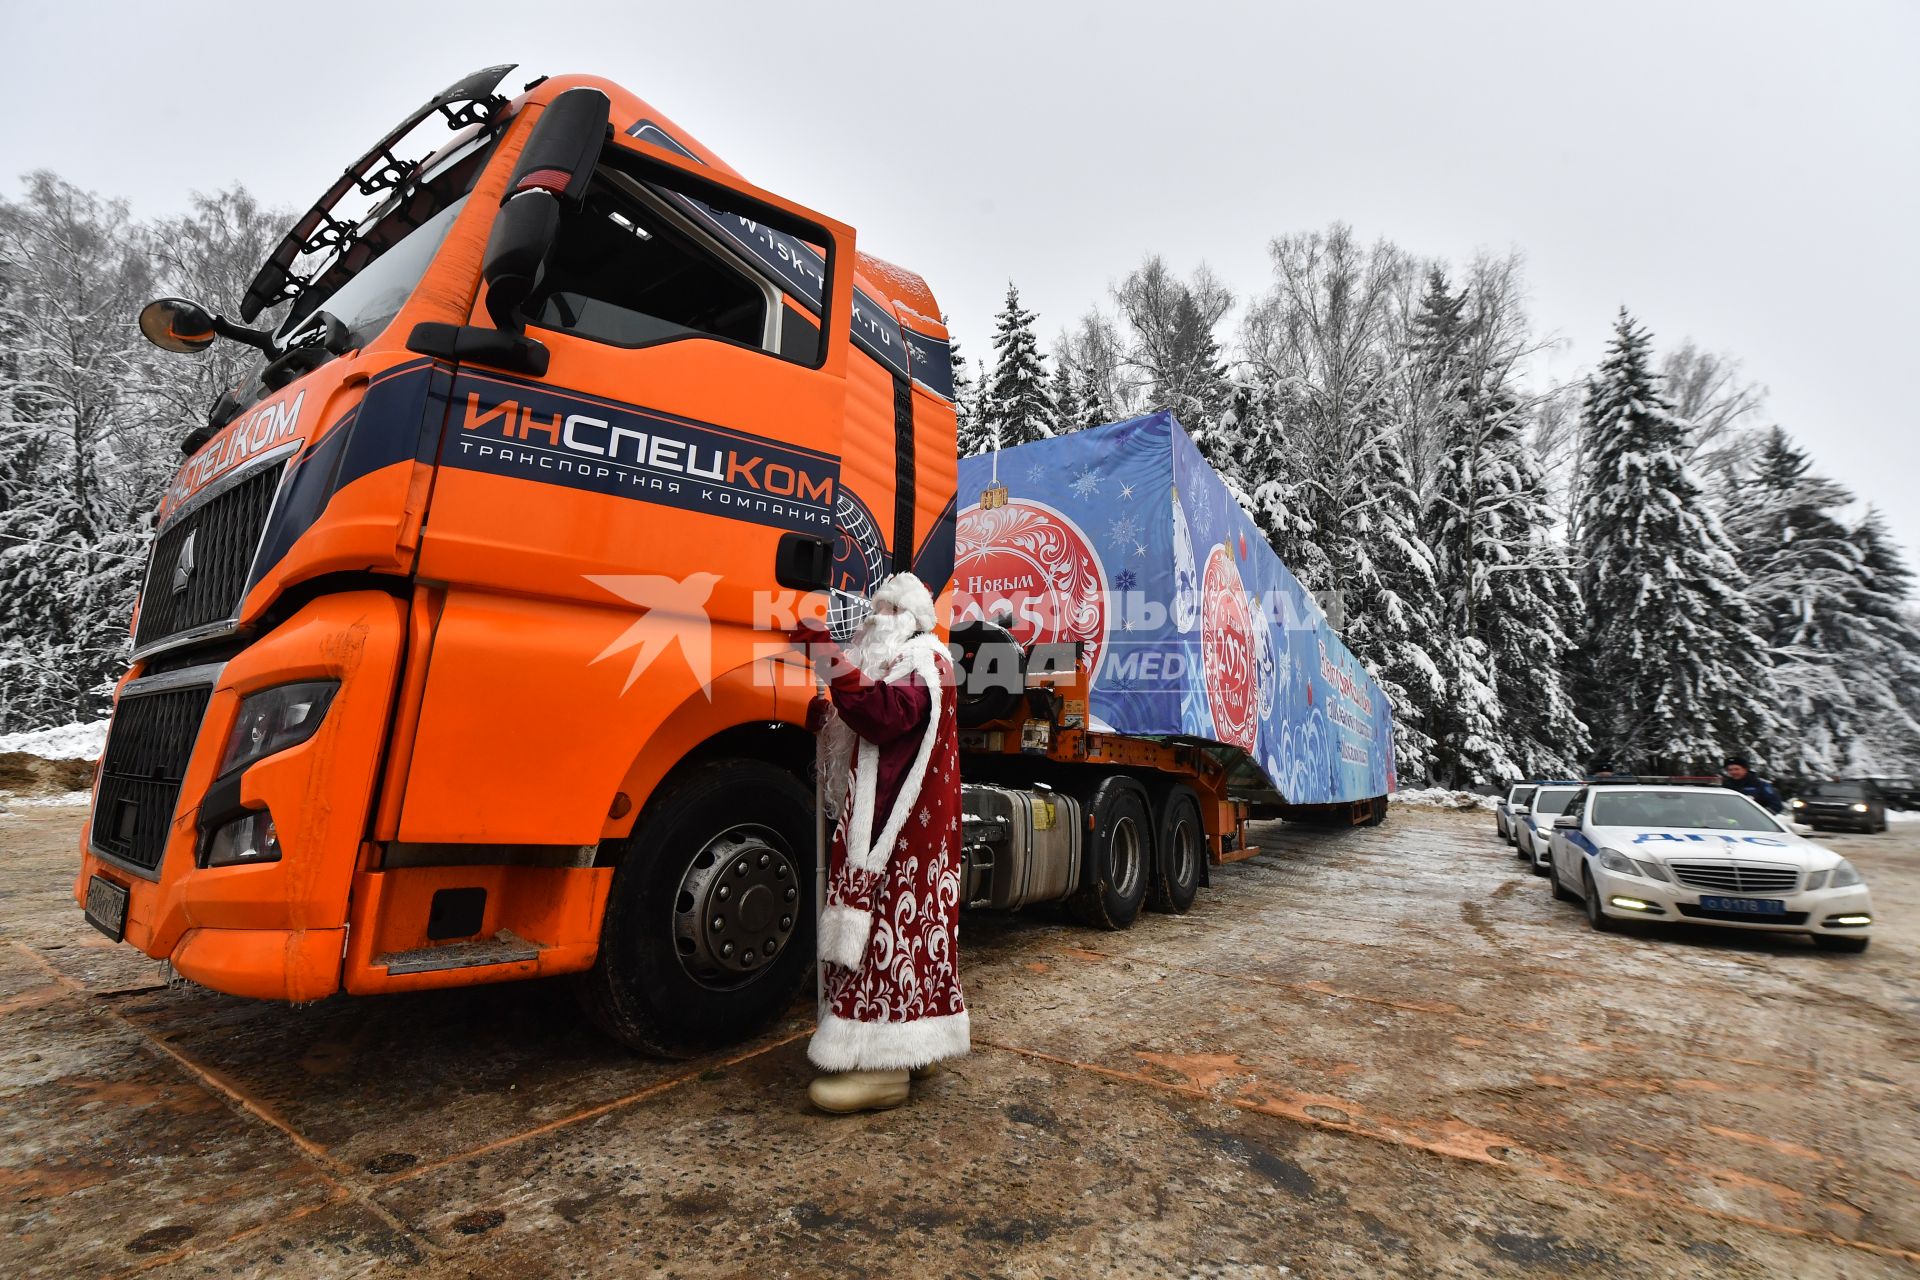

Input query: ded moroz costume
[798,572,967,1111]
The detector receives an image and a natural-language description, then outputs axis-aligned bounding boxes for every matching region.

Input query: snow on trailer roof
[953,413,1395,808]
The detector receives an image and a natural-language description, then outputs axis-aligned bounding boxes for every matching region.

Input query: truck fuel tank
[960,784,1082,910]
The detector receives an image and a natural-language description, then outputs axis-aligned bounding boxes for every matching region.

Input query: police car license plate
[84,875,129,941]
[1700,895,1785,915]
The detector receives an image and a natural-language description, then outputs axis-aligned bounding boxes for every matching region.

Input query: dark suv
[1789,781,1889,834]
[1866,777,1917,811]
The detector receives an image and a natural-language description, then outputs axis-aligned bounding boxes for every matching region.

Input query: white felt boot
[808,1069,911,1114]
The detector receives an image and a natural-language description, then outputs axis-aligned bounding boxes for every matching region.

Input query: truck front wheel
[1071,780,1151,930]
[577,759,815,1057]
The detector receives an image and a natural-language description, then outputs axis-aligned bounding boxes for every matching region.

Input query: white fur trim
[841,634,947,875]
[817,903,872,969]
[808,1009,971,1072]
[870,572,937,633]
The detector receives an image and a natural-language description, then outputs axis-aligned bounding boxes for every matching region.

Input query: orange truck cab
[77,67,959,1054]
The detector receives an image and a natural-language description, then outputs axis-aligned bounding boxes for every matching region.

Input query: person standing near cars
[1723,756,1784,814]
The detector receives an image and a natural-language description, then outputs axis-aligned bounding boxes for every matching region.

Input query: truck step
[376,931,543,975]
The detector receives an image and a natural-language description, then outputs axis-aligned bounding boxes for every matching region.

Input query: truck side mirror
[482,87,610,332]
[138,297,217,353]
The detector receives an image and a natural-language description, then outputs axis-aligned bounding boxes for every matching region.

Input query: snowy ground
[0,719,107,760]
[1391,786,1495,811]
[0,791,90,809]
[3,803,1914,1276]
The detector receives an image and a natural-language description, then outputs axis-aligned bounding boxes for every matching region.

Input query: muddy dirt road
[3,798,1915,1278]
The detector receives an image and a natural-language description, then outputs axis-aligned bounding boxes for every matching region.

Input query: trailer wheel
[576,759,814,1057]
[1071,780,1151,930]
[1362,795,1388,826]
[1149,787,1202,915]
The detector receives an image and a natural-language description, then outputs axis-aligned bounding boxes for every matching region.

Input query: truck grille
[135,463,284,652]
[91,684,215,874]
[1669,862,1800,895]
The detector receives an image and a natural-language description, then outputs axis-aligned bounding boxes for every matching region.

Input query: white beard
[819,607,926,822]
[848,608,919,678]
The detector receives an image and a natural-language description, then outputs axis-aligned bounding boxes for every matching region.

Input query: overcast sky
[7,1,1916,563]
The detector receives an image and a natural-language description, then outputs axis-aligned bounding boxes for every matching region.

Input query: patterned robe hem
[808,1010,971,1072]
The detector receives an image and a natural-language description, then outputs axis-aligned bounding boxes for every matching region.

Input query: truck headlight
[1805,869,1828,890]
[219,681,338,775]
[1829,859,1864,888]
[1850,802,1868,813]
[1788,798,1805,809]
[204,808,281,867]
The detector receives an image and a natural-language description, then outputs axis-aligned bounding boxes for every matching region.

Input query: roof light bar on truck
[239,64,517,322]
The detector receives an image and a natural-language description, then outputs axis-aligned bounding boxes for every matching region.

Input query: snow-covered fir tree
[1236,227,1457,781]
[1839,511,1920,771]
[1110,258,1234,457]
[1572,311,1775,771]
[947,325,992,458]
[1047,357,1110,434]
[1343,430,1448,783]
[1419,269,1586,782]
[1719,426,1864,774]
[976,283,1054,451]
[1403,270,1503,782]
[1238,226,1406,588]
[1722,426,1920,774]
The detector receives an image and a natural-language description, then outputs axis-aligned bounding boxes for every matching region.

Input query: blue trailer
[947,413,1396,927]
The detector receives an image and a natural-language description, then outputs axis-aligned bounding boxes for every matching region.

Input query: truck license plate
[1700,896,1785,915]
[84,875,129,941]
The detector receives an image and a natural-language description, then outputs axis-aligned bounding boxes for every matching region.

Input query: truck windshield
[1592,791,1779,832]
[276,128,498,348]
[285,198,467,347]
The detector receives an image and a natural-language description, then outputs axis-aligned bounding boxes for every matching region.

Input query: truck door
[420,137,853,602]
[399,140,856,847]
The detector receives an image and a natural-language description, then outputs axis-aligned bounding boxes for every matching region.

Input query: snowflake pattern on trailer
[1190,483,1214,528]
[1026,463,1047,484]
[1114,569,1138,592]
[1070,468,1102,500]
[1109,514,1141,548]
[1119,482,1135,500]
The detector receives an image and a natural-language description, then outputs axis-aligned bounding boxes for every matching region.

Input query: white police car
[1544,784,1874,952]
[1495,782,1539,844]
[1515,784,1582,870]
